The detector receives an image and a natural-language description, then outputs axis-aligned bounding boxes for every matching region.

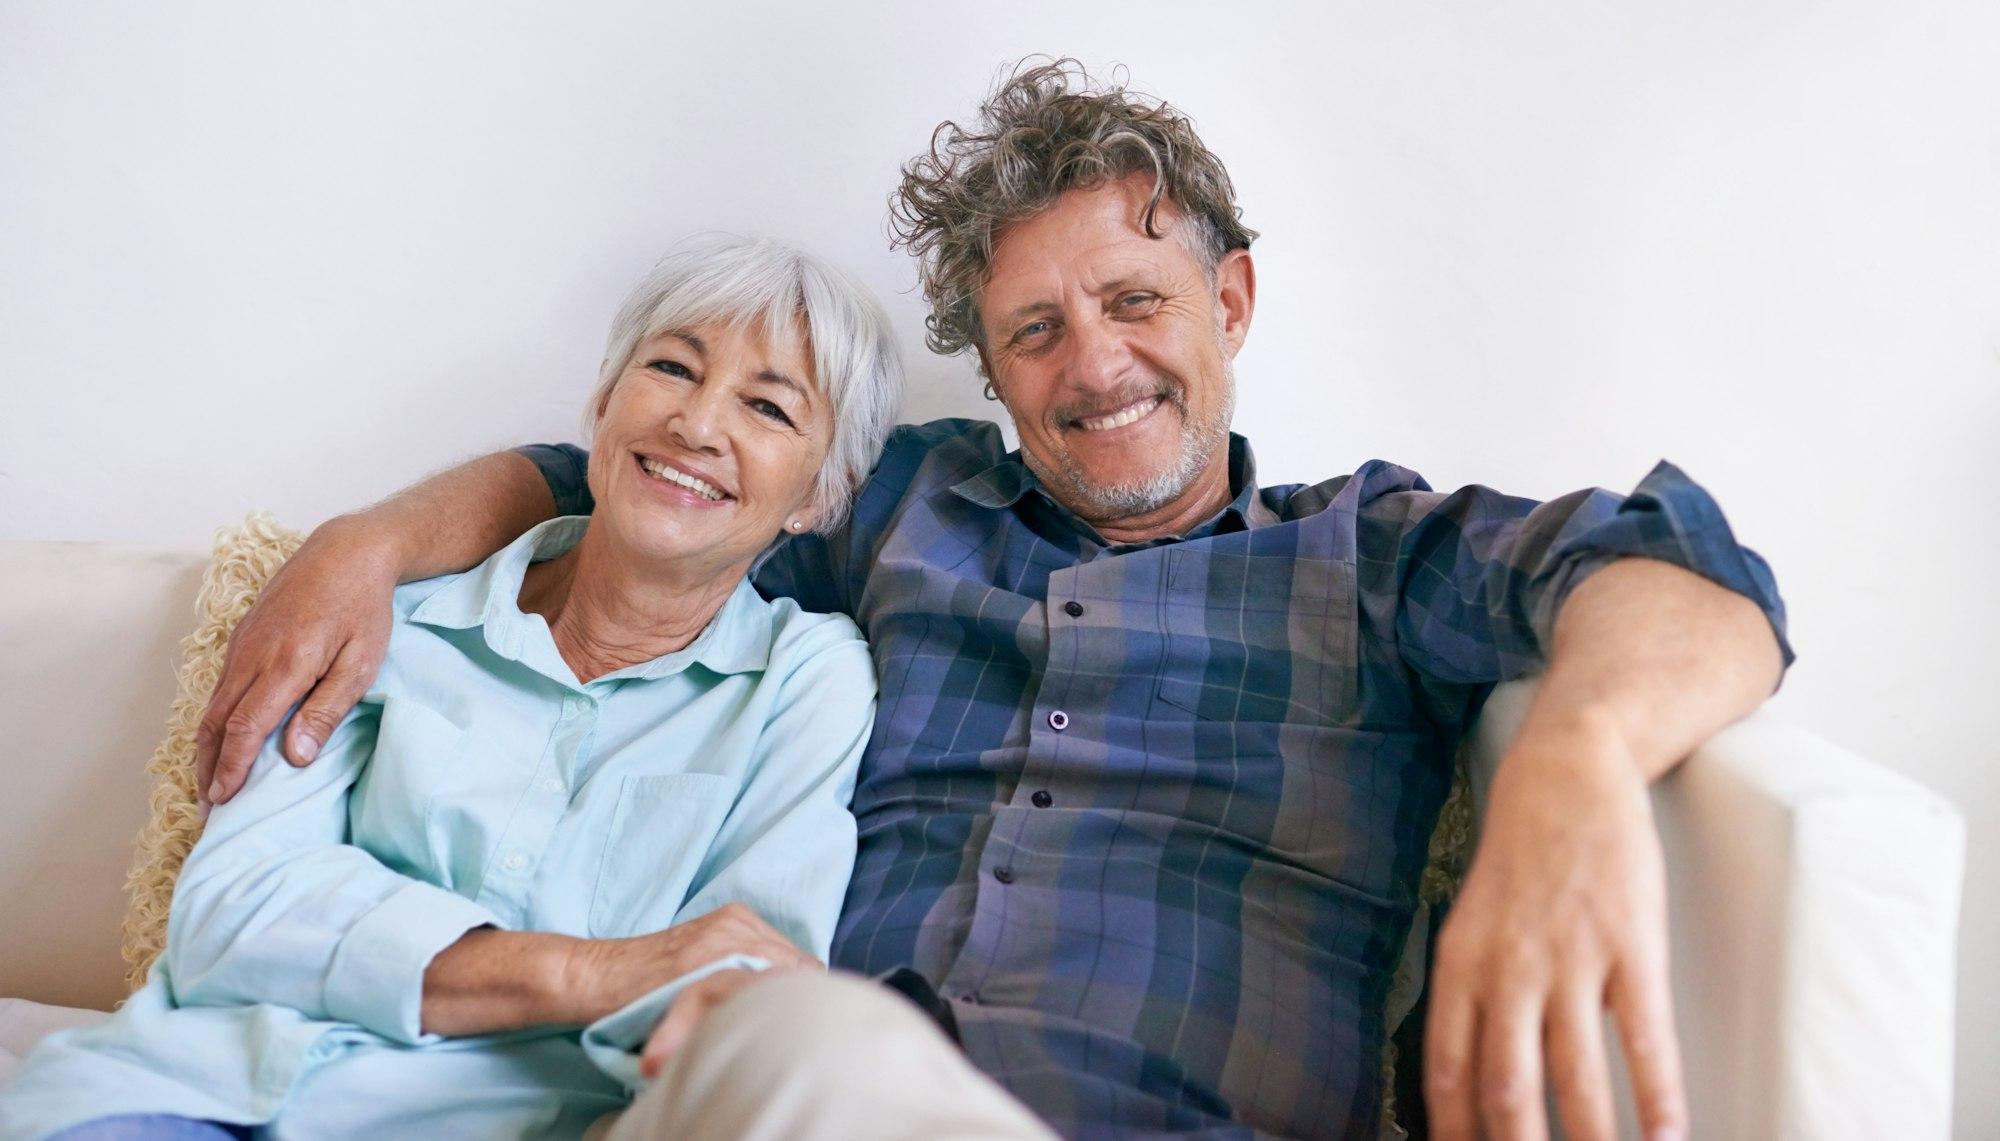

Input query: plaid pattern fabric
[521,420,1789,1139]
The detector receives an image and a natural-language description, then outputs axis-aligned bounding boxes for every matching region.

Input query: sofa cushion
[0,998,110,1086]
[0,542,205,1010]
[122,514,304,992]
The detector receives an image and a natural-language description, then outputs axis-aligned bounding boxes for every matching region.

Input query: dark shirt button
[1063,600,1084,618]
[1031,790,1053,808]
[1047,710,1069,731]
[992,866,1015,884]
[959,991,983,1004]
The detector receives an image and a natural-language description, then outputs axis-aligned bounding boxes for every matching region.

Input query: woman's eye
[648,359,693,379]
[750,399,795,426]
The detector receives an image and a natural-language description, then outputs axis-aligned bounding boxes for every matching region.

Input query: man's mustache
[1054,380,1182,427]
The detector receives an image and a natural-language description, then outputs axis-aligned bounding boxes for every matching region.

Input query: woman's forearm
[421,904,822,1038]
[420,927,590,1036]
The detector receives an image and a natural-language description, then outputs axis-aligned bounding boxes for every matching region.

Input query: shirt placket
[941,546,1158,1008]
[471,687,599,923]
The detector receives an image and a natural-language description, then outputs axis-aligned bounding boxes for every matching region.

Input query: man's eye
[648,359,694,379]
[1118,293,1158,311]
[750,399,795,426]
[1014,320,1052,344]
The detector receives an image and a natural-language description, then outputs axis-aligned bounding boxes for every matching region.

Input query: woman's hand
[558,902,822,1026]
[638,967,792,1078]
[421,904,818,1037]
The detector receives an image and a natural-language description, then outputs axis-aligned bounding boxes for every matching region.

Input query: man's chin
[1058,464,1194,518]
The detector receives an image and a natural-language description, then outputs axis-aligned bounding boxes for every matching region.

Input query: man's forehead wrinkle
[991,251,1171,314]
[981,180,1201,333]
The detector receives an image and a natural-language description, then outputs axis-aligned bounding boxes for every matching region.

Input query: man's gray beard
[1025,367,1236,523]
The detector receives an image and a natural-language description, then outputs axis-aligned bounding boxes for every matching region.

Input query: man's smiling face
[977,174,1254,535]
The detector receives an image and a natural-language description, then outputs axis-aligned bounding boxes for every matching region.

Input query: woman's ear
[790,471,860,537]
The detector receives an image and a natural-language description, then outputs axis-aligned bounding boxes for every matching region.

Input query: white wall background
[4,0,1995,1130]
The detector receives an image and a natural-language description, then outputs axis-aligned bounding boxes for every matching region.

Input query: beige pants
[593,971,1057,1141]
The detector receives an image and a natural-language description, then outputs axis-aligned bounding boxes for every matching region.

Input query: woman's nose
[667,384,728,453]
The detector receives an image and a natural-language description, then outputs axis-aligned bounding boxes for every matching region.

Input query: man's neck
[1083,453,1236,545]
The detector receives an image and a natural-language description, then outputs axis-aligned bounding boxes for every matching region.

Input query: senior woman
[0,237,1019,1139]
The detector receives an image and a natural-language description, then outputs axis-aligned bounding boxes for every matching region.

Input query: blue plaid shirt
[522,419,1789,1139]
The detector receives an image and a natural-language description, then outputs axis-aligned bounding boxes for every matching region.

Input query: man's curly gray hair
[889,57,1259,367]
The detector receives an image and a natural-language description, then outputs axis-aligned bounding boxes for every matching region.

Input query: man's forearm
[1424,557,1782,1140]
[1523,556,1785,779]
[326,450,561,584]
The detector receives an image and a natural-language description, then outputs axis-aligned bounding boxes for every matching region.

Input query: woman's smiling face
[586,316,831,580]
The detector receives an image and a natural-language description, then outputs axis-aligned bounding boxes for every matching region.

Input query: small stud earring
[789,520,804,531]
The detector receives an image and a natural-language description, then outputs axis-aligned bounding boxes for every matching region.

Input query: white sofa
[0,540,1967,1138]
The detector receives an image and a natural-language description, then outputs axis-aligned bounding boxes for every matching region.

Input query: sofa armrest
[0,542,207,1011]
[1466,679,1964,1140]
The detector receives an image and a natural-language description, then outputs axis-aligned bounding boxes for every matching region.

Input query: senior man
[196,61,1788,1140]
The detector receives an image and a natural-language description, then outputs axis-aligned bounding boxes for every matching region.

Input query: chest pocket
[1154,550,1357,727]
[589,772,737,938]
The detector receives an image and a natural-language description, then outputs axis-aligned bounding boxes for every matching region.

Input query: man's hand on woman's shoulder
[196,516,401,806]
[196,448,566,804]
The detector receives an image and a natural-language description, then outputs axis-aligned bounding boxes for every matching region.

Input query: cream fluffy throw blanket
[121,512,304,991]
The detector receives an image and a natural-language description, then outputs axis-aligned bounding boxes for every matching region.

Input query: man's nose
[1060,312,1134,393]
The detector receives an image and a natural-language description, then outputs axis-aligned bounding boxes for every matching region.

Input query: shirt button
[1031,790,1053,808]
[502,852,528,872]
[992,866,1015,884]
[1047,710,1069,731]
[541,777,565,795]
[563,698,583,716]
[1063,600,1084,618]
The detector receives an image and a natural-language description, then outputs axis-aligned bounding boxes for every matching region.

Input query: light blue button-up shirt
[0,518,875,1139]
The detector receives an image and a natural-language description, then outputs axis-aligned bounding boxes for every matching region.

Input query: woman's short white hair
[586,235,902,532]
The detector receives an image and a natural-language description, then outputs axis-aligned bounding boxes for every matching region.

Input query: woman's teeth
[1076,396,1162,432]
[640,458,726,501]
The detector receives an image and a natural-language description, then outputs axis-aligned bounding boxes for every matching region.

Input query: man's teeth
[640,458,726,501]
[1076,396,1162,432]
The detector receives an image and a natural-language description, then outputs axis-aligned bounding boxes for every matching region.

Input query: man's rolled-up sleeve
[514,443,596,518]
[1369,459,1792,687]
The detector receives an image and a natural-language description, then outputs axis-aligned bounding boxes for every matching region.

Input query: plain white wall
[4,0,1995,1131]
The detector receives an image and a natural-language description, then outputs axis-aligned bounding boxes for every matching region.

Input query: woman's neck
[517,526,744,684]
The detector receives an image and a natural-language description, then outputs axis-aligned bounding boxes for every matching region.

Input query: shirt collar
[948,433,1271,538]
[408,516,773,688]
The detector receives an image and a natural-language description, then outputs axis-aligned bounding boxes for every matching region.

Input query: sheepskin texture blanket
[121,512,305,990]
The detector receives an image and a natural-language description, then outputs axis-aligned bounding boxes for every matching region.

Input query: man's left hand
[1422,715,1687,1141]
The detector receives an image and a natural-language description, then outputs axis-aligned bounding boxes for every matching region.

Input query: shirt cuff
[323,880,501,1045]
[579,953,771,1091]
[1528,460,1795,674]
